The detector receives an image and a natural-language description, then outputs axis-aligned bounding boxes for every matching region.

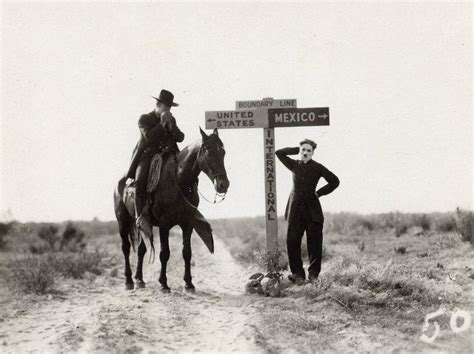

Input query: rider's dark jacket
[276,147,340,224]
[126,111,185,179]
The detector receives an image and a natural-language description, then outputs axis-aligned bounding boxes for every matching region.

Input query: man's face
[300,143,314,162]
[155,102,170,115]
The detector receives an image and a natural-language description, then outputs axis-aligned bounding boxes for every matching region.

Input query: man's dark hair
[299,139,317,150]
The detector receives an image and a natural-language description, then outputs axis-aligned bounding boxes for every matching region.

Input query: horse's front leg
[134,240,147,289]
[180,223,195,290]
[158,227,171,291]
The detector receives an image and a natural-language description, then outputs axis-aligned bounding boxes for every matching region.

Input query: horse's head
[198,127,230,194]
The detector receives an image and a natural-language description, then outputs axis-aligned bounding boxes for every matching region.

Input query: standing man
[276,139,340,284]
[126,89,185,231]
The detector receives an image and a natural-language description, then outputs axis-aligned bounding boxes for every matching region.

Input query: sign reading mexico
[269,107,330,128]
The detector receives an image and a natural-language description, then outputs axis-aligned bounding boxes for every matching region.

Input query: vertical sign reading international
[264,128,277,221]
[263,127,278,261]
[234,98,297,268]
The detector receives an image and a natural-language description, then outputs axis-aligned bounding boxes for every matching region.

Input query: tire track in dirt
[0,234,264,353]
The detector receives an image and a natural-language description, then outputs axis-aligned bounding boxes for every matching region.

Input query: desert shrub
[47,251,104,279]
[455,208,473,244]
[394,246,407,255]
[60,221,86,252]
[414,214,431,231]
[394,222,409,237]
[37,224,59,251]
[312,255,455,307]
[9,255,55,294]
[253,247,289,271]
[434,214,456,232]
[0,221,14,249]
[32,222,87,253]
[7,250,106,293]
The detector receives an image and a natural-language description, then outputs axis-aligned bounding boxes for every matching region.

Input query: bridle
[177,138,227,209]
[197,139,227,203]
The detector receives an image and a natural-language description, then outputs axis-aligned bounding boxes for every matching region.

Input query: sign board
[269,107,330,128]
[204,109,268,129]
[206,98,330,271]
[235,99,297,110]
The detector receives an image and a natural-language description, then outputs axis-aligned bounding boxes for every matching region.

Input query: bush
[394,246,407,255]
[455,208,473,244]
[60,221,86,252]
[0,221,14,249]
[33,222,86,253]
[9,255,55,294]
[415,214,431,231]
[309,255,455,308]
[37,224,59,250]
[434,214,456,232]
[48,251,104,279]
[395,222,409,237]
[7,250,106,294]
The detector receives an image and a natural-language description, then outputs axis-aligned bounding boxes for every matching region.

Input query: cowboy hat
[152,89,179,107]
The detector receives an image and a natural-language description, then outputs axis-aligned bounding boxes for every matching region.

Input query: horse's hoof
[184,283,195,292]
[135,281,146,289]
[160,285,171,293]
[125,283,134,290]
[159,277,169,290]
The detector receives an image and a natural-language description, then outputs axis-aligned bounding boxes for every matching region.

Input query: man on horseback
[126,89,185,233]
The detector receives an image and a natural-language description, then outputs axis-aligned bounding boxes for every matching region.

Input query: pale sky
[1,2,472,222]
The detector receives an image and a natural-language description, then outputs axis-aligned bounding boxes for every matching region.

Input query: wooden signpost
[205,98,330,270]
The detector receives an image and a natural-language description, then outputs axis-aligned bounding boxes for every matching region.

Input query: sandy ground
[0,235,265,353]
[1,230,472,353]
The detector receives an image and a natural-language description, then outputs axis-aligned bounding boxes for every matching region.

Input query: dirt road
[2,230,472,353]
[1,235,265,353]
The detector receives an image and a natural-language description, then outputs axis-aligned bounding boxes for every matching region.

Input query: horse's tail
[191,210,214,254]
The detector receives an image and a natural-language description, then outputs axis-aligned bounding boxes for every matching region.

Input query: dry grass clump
[6,250,106,294]
[288,254,458,310]
[47,250,104,279]
[9,255,56,294]
[454,208,473,244]
[1,221,108,294]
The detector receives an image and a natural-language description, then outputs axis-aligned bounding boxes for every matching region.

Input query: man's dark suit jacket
[126,111,185,179]
[276,147,340,224]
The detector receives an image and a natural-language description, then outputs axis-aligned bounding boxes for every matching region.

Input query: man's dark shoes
[288,274,305,285]
[308,275,321,285]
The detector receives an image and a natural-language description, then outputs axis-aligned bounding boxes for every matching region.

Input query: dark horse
[113,128,229,291]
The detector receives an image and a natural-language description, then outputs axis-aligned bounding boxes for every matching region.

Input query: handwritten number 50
[420,307,471,343]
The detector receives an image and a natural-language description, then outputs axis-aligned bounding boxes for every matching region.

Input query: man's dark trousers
[135,155,153,217]
[287,199,324,279]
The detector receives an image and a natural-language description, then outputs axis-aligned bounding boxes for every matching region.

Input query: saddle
[122,153,163,207]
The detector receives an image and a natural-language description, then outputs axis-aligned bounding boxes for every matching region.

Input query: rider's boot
[135,197,152,236]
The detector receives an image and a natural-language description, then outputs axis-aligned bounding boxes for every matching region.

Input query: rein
[176,139,227,209]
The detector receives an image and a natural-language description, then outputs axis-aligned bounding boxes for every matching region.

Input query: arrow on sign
[318,113,328,119]
[207,118,216,122]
